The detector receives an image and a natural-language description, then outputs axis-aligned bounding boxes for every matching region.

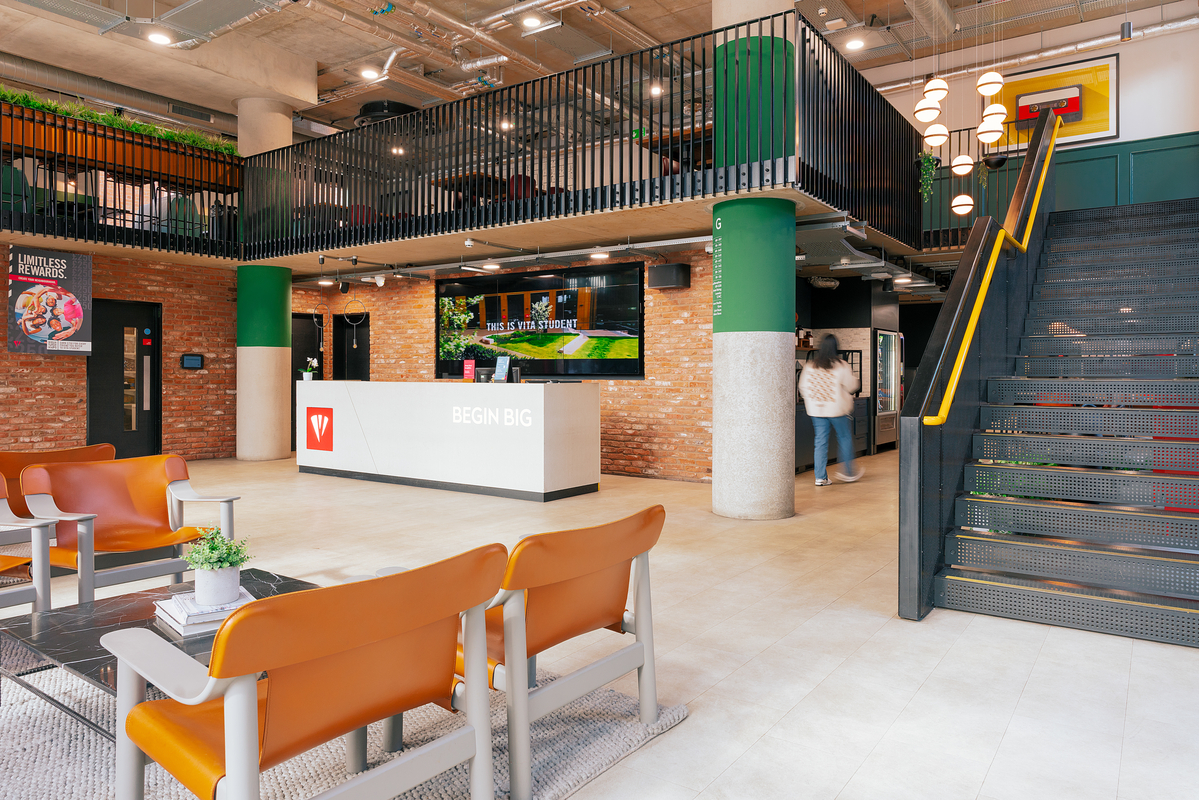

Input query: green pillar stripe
[713,37,796,168]
[712,197,795,334]
[237,265,292,348]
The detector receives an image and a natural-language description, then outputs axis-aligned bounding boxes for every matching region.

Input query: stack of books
[154,587,254,638]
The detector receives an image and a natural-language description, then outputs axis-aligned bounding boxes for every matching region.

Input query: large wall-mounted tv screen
[436,263,644,379]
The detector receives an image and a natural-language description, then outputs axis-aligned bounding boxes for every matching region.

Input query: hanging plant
[977,168,988,190]
[918,151,938,202]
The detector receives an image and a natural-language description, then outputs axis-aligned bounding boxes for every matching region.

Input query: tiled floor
[10,448,1199,799]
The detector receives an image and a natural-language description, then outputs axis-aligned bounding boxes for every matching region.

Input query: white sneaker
[835,467,864,483]
[815,478,832,486]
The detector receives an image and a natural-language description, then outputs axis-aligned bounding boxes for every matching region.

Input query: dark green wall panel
[1056,155,1119,211]
[1131,144,1199,204]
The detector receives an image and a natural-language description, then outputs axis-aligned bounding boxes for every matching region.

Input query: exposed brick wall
[0,244,237,458]
[291,251,714,482]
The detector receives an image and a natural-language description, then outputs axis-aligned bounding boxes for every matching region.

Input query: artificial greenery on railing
[918,151,938,202]
[0,86,239,157]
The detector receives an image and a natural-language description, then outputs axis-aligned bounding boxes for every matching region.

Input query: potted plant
[183,526,252,607]
[299,356,319,380]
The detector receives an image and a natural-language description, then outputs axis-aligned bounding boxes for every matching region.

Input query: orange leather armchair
[22,454,239,605]
[101,543,507,800]
[0,478,55,612]
[457,505,666,800]
[0,444,115,518]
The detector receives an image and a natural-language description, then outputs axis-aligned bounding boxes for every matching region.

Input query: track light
[375,275,385,287]
[339,281,350,294]
[318,254,325,265]
[1121,20,1133,41]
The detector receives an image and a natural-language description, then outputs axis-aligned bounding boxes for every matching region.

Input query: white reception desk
[296,381,600,502]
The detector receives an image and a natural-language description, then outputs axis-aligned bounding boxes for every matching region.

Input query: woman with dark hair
[798,334,863,486]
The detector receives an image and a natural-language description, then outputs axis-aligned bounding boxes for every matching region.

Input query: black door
[87,300,162,458]
[333,313,370,381]
[291,312,324,451]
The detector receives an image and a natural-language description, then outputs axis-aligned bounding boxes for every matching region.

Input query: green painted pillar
[236,265,293,461]
[712,197,796,519]
[712,36,796,171]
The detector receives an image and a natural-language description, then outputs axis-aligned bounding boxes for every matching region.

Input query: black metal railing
[242,10,921,261]
[0,102,241,259]
[921,119,1038,251]
[898,110,1059,620]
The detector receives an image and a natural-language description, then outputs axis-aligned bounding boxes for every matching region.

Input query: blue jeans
[812,415,854,481]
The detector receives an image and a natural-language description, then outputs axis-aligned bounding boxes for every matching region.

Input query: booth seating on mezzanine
[19,453,239,605]
[455,505,665,800]
[101,543,508,800]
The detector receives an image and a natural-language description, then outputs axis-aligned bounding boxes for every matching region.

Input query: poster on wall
[993,55,1119,151]
[7,246,92,354]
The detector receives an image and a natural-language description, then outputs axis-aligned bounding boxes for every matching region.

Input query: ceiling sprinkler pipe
[291,0,458,67]
[459,53,509,70]
[170,1,288,49]
[876,14,1199,94]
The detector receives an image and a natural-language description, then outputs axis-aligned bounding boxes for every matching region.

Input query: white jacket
[798,359,859,417]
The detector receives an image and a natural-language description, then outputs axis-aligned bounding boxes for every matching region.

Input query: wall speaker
[647,263,690,289]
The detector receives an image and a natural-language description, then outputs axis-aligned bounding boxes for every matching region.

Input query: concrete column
[711,197,796,520]
[235,98,293,157]
[237,265,292,461]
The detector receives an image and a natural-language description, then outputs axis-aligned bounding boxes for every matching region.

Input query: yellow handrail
[922,115,1061,426]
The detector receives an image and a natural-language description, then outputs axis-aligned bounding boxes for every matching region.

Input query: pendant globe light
[924,77,949,102]
[951,194,975,215]
[923,123,949,147]
[976,118,1004,144]
[914,97,941,123]
[951,155,974,176]
[976,71,1004,96]
[983,103,1007,122]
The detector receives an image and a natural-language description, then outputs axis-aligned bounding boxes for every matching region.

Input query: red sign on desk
[306,407,333,451]
[463,359,475,382]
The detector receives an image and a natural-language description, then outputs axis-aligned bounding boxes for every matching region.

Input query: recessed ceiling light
[650,83,663,97]
[362,68,380,79]
[522,14,541,27]
[148,32,172,45]
[391,146,404,154]
[846,39,864,51]
[590,252,610,260]
[500,119,512,131]
[482,263,501,270]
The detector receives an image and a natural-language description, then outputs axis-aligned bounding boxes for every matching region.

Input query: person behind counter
[798,334,864,487]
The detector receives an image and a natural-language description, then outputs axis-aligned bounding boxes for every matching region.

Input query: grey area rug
[0,668,687,800]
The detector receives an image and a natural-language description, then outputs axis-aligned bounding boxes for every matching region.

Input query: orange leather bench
[0,444,115,518]
[102,543,507,800]
[456,505,666,800]
[22,454,239,604]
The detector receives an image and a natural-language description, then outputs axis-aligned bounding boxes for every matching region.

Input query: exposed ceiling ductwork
[874,13,1199,93]
[902,0,957,42]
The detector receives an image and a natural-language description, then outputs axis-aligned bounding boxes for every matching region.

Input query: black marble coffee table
[0,568,317,741]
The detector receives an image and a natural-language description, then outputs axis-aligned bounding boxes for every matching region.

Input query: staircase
[935,196,1199,646]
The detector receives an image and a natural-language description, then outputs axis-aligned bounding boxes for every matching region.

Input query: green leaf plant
[183,527,252,571]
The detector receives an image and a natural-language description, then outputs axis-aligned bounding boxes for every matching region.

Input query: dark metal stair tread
[1048,198,1199,225]
[937,567,1199,613]
[948,530,1199,562]
[1049,227,1199,248]
[960,492,1199,522]
[969,461,1199,478]
[991,376,1199,382]
[978,431,1199,445]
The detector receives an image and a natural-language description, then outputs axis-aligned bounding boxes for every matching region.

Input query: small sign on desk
[463,359,475,382]
[493,356,510,382]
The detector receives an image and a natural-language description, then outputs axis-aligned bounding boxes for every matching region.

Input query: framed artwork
[991,55,1119,151]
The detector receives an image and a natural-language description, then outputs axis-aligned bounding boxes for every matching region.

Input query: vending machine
[874,330,903,448]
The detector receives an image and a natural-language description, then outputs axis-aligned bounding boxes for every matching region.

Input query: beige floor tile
[620,691,787,792]
[695,734,862,800]
[774,605,893,659]
[707,642,845,711]
[980,714,1123,800]
[835,734,993,800]
[1117,717,1199,800]
[567,764,699,800]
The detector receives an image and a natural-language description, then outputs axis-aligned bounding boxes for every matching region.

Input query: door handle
[143,355,151,411]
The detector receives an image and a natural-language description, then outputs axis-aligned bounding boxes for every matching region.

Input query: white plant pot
[302,372,314,381]
[194,566,240,607]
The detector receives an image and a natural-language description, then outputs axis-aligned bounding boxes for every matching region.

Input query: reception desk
[296,381,600,501]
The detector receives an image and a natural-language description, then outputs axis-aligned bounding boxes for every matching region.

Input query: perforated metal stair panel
[1034,276,1199,301]
[1029,293,1199,318]
[1048,227,1199,253]
[1047,243,1196,268]
[1025,313,1199,337]
[955,495,1199,548]
[965,463,1199,508]
[945,533,1199,600]
[1049,197,1199,225]
[934,568,1199,647]
[1049,210,1199,240]
[1040,259,1199,284]
[988,377,1199,406]
[981,405,1199,438]
[1021,335,1198,357]
[975,432,1199,470]
[1016,355,1199,378]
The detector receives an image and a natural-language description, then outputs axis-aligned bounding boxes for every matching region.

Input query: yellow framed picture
[992,55,1119,151]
